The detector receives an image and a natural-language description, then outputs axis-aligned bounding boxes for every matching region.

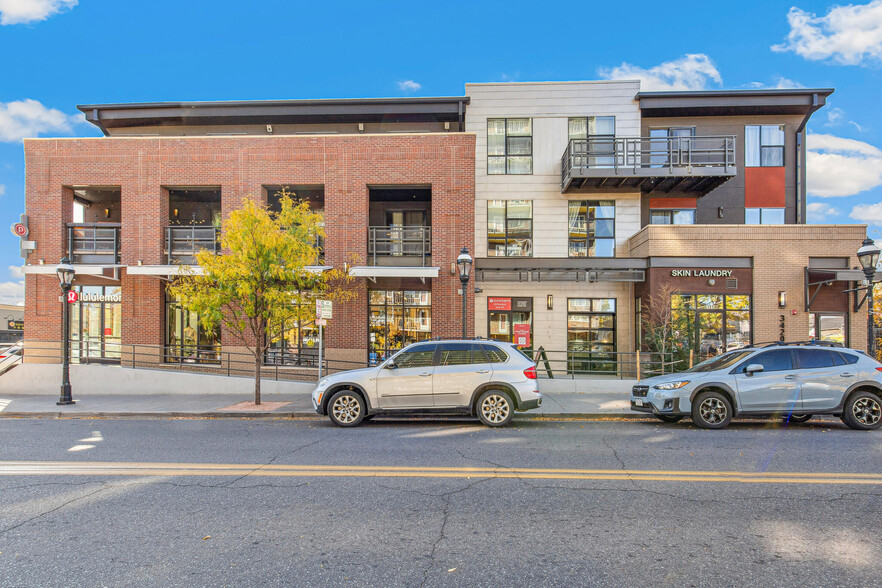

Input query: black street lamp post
[857,237,881,358]
[456,246,473,339]
[56,257,76,406]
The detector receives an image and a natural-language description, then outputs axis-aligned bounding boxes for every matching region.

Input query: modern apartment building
[467,81,869,370]
[22,98,475,369]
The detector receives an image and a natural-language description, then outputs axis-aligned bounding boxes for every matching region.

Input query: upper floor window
[650,209,695,225]
[745,125,784,167]
[745,207,784,224]
[569,117,616,167]
[488,118,532,174]
[488,200,532,257]
[568,200,615,258]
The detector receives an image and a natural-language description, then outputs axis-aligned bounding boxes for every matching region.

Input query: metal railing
[561,135,736,187]
[67,223,121,264]
[368,226,431,265]
[166,225,220,264]
[532,347,683,380]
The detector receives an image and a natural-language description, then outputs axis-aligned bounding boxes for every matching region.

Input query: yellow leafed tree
[169,189,355,404]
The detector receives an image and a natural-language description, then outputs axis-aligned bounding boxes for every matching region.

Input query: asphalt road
[1,415,881,587]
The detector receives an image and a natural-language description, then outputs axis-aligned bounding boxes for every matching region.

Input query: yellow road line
[0,461,881,485]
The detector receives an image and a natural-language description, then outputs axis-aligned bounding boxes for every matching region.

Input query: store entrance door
[70,286,122,364]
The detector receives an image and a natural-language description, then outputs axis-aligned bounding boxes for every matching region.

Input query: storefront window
[671,294,752,361]
[165,292,221,363]
[267,312,321,366]
[368,290,431,365]
[568,200,615,258]
[809,313,846,345]
[567,298,616,373]
[488,297,532,349]
[69,286,122,364]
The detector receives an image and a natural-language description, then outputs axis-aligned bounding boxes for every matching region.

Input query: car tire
[784,414,811,424]
[655,414,684,423]
[327,390,366,428]
[841,390,882,431]
[477,390,514,427]
[691,390,733,429]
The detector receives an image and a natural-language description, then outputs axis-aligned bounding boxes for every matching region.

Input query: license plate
[634,399,644,407]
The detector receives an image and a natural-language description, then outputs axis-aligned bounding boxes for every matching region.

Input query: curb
[0,411,641,420]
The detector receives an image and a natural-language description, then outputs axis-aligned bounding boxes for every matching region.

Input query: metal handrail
[368,226,432,266]
[166,225,220,264]
[67,223,121,264]
[561,135,736,188]
[530,347,683,380]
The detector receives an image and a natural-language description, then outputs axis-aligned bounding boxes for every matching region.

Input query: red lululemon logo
[67,291,79,303]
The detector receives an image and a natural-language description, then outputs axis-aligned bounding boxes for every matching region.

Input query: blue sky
[1,0,882,303]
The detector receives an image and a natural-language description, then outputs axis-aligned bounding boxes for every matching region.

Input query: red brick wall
[23,134,476,358]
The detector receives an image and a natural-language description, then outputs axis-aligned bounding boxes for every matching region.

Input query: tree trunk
[254,351,262,406]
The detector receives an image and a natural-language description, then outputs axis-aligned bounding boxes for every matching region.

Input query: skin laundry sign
[670,269,734,278]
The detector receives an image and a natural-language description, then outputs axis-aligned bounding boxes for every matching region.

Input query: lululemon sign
[67,291,79,303]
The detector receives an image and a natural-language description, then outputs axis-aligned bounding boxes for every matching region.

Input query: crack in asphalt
[203,438,323,489]
[0,482,110,537]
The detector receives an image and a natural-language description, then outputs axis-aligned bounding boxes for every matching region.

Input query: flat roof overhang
[126,265,332,276]
[349,266,439,283]
[475,258,646,282]
[562,167,736,195]
[637,88,834,118]
[77,97,470,134]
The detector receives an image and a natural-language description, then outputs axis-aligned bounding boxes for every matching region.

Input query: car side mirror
[384,361,397,370]
[745,363,764,375]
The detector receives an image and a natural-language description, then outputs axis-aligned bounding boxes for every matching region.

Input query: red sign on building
[488,297,511,311]
[67,291,78,303]
[513,323,531,347]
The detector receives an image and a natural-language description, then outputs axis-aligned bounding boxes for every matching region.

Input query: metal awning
[126,265,332,277]
[804,267,872,312]
[349,266,439,283]
[476,258,646,283]
[22,264,123,277]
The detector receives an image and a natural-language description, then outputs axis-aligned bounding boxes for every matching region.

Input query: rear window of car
[837,352,860,365]
[507,344,532,363]
[480,344,508,363]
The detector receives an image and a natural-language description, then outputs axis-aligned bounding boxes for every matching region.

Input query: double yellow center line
[1,461,881,485]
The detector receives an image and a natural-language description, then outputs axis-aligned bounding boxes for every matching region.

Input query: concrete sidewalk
[0,388,635,419]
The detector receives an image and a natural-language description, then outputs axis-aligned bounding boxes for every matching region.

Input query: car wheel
[477,390,514,427]
[841,390,882,431]
[655,414,684,423]
[691,391,732,429]
[327,390,365,427]
[784,414,811,424]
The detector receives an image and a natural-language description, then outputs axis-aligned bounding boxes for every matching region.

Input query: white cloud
[807,133,882,197]
[0,280,23,305]
[807,201,840,222]
[850,202,882,223]
[0,184,5,197]
[397,80,421,92]
[8,265,23,279]
[825,106,845,126]
[849,120,865,132]
[0,0,77,25]
[598,54,722,91]
[0,99,78,142]
[772,1,882,65]
[773,76,805,89]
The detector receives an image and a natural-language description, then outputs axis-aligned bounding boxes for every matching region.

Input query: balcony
[166,226,220,265]
[68,223,121,264]
[368,226,432,266]
[561,136,736,195]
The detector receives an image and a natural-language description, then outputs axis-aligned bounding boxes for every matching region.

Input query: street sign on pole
[316,318,327,327]
[316,299,332,319]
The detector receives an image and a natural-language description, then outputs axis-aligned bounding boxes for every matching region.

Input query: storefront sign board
[488,297,511,311]
[513,323,531,347]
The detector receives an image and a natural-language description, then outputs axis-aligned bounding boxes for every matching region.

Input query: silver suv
[312,339,542,427]
[631,342,882,430]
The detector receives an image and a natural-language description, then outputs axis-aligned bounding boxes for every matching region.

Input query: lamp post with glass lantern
[56,257,76,405]
[456,247,473,339]
[857,237,881,358]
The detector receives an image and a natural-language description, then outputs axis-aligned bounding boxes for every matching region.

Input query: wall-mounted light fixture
[778,291,787,308]
[173,208,179,217]
[104,208,111,219]
[266,124,273,133]
[547,294,553,310]
[718,207,724,219]
[358,123,365,133]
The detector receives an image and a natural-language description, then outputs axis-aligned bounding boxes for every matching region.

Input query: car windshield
[685,350,755,373]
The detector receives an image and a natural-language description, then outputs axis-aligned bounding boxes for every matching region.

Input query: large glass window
[69,286,122,364]
[165,292,221,363]
[569,116,616,167]
[488,200,532,257]
[745,207,785,225]
[567,298,616,373]
[745,124,784,167]
[369,290,431,365]
[649,127,695,167]
[487,297,532,349]
[671,294,751,361]
[809,313,846,345]
[568,200,615,258]
[650,209,695,225]
[488,118,532,174]
[267,311,320,366]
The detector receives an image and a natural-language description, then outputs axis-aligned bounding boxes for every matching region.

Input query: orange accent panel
[649,197,696,209]
[745,167,785,207]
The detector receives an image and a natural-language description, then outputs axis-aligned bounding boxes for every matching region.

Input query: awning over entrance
[349,266,439,283]
[805,267,873,312]
[22,264,124,275]
[476,258,646,282]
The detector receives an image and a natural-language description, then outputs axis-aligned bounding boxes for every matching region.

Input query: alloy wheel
[852,396,881,426]
[332,395,361,424]
[699,397,727,425]
[481,395,510,424]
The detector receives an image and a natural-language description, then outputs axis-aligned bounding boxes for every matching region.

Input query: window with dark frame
[567,298,617,373]
[650,209,695,225]
[488,200,533,257]
[745,207,785,225]
[569,116,616,167]
[266,304,321,367]
[568,200,615,258]
[368,290,432,365]
[488,118,532,175]
[164,291,221,364]
[745,125,785,167]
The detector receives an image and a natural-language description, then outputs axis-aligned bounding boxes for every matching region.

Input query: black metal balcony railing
[561,136,736,194]
[68,223,121,264]
[166,225,220,264]
[368,226,432,266]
